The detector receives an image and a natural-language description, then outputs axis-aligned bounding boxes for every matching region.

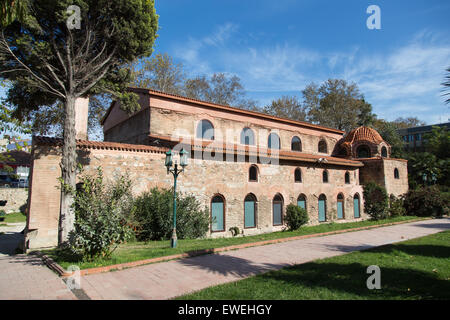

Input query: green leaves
[363,182,389,220]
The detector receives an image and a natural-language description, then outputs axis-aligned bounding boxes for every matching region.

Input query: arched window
[294,168,302,183]
[211,195,225,232]
[345,172,350,184]
[268,132,281,149]
[394,168,400,179]
[297,194,307,212]
[381,146,388,158]
[318,140,327,153]
[244,194,257,228]
[273,194,284,226]
[323,170,329,183]
[196,120,214,140]
[249,165,258,182]
[353,193,360,218]
[337,193,345,219]
[291,136,302,151]
[318,194,327,222]
[357,145,371,158]
[241,127,255,145]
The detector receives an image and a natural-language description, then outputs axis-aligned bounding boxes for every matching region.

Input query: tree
[131,53,185,95]
[371,119,405,158]
[0,0,158,245]
[183,72,252,107]
[262,96,307,121]
[0,0,29,26]
[392,117,426,129]
[423,126,450,159]
[443,67,450,104]
[302,79,376,132]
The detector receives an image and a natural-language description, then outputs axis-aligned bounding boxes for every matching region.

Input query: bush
[402,186,448,218]
[131,188,209,241]
[363,182,389,220]
[285,204,308,231]
[68,168,134,261]
[388,194,406,217]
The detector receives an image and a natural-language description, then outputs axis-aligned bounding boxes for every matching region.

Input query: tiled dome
[342,126,384,145]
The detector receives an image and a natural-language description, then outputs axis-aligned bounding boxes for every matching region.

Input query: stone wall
[26,143,366,249]
[0,188,28,213]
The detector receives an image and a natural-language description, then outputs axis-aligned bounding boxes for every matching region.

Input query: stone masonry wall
[26,143,366,249]
[0,188,28,214]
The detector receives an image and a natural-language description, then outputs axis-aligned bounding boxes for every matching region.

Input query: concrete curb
[36,217,432,278]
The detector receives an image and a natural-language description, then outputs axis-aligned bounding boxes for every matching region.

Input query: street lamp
[165,148,188,248]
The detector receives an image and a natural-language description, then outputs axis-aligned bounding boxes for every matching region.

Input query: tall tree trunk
[58,94,77,246]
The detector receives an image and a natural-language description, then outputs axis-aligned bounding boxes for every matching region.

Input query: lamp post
[165,148,188,248]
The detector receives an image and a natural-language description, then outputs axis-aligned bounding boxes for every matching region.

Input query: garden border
[35,217,432,278]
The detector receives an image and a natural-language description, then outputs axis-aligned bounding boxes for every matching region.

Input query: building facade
[398,122,450,152]
[24,88,409,249]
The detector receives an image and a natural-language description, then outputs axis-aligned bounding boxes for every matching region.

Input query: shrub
[389,194,406,217]
[131,188,209,241]
[68,168,134,261]
[229,226,240,237]
[402,186,448,217]
[285,204,308,231]
[363,182,389,220]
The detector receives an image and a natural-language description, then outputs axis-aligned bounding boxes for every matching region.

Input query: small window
[394,168,400,179]
[268,133,281,149]
[345,172,350,184]
[196,120,214,140]
[323,170,329,183]
[291,136,302,151]
[294,168,302,183]
[318,140,327,153]
[381,146,388,158]
[241,127,255,145]
[249,165,258,182]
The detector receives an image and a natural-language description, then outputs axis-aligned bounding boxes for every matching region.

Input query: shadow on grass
[258,260,450,300]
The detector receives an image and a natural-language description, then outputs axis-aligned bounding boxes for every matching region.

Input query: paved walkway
[80,218,450,300]
[0,224,76,300]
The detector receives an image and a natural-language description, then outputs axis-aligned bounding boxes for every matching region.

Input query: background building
[398,122,450,152]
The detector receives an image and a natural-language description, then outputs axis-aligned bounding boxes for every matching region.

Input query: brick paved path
[80,218,450,300]
[0,224,76,300]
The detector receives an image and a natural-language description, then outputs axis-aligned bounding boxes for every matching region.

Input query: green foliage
[371,119,405,158]
[0,210,5,217]
[68,168,134,261]
[388,194,406,217]
[262,96,307,122]
[423,126,450,160]
[363,182,389,220]
[302,79,376,132]
[285,204,309,231]
[402,186,448,218]
[406,152,445,188]
[131,188,209,241]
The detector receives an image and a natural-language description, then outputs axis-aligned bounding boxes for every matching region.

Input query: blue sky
[153,0,450,124]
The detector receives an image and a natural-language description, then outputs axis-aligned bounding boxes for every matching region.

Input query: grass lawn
[42,216,425,270]
[1,212,27,224]
[178,230,450,300]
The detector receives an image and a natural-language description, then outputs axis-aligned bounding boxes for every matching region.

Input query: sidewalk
[0,224,76,300]
[79,218,450,300]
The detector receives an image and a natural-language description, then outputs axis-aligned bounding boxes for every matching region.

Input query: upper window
[345,171,350,184]
[357,145,371,158]
[241,127,255,145]
[323,170,329,183]
[318,140,327,153]
[381,146,388,158]
[394,168,400,179]
[249,165,258,182]
[196,120,214,140]
[268,133,281,150]
[294,168,302,183]
[291,136,302,152]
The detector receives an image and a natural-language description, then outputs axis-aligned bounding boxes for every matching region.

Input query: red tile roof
[102,87,346,135]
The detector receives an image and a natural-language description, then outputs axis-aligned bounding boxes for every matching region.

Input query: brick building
[24,88,409,249]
